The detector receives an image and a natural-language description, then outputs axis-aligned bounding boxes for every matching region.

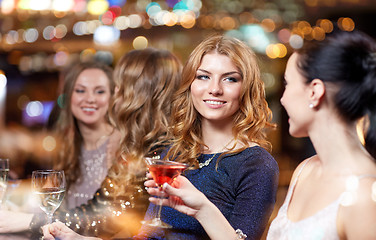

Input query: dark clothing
[137,146,279,240]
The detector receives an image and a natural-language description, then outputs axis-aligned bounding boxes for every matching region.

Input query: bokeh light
[42,135,56,152]
[132,36,148,49]
[0,72,7,90]
[93,25,120,45]
[26,101,43,117]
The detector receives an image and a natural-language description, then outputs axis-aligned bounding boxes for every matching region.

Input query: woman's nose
[85,92,95,103]
[208,80,223,96]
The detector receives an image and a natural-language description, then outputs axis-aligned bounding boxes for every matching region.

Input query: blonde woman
[141,35,279,239]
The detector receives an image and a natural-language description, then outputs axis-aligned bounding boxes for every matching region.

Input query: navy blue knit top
[137,146,279,240]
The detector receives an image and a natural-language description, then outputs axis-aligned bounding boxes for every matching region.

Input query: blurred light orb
[240,24,271,54]
[317,19,333,33]
[93,26,120,45]
[24,28,39,43]
[1,0,15,14]
[43,136,56,152]
[146,2,161,17]
[54,51,69,66]
[29,0,50,10]
[338,17,355,32]
[5,30,18,44]
[52,0,74,12]
[278,28,291,43]
[289,34,303,49]
[180,13,196,28]
[73,21,87,35]
[19,56,33,73]
[73,0,87,13]
[133,36,148,49]
[128,14,143,28]
[0,73,7,89]
[55,24,68,39]
[101,10,116,25]
[80,48,96,62]
[312,26,325,41]
[163,12,178,26]
[26,101,43,117]
[88,0,109,15]
[43,26,55,40]
[87,20,102,34]
[108,0,126,7]
[57,94,65,108]
[114,16,130,30]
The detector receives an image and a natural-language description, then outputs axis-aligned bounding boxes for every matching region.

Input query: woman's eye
[224,77,238,83]
[96,90,106,94]
[196,75,209,80]
[75,89,84,93]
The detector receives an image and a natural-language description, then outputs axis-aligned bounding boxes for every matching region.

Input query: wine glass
[0,159,9,209]
[142,157,188,228]
[31,170,66,224]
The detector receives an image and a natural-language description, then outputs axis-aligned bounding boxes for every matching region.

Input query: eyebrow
[197,69,241,76]
[74,84,107,89]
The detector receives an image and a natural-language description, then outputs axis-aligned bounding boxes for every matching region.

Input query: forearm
[195,200,237,240]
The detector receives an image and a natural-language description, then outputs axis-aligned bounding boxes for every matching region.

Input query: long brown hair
[166,35,275,167]
[53,61,114,187]
[108,48,182,184]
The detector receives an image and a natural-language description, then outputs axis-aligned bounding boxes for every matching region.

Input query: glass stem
[155,191,164,221]
[47,213,53,224]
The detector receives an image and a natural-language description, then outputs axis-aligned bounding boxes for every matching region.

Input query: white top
[267,159,376,240]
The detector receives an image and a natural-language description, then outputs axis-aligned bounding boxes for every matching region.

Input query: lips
[204,100,226,105]
[82,107,97,112]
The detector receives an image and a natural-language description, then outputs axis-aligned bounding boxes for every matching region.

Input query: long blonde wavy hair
[53,61,114,188]
[165,35,275,167]
[108,48,182,183]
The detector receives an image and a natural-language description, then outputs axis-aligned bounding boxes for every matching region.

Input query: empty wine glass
[142,158,188,228]
[0,158,9,209]
[31,170,66,224]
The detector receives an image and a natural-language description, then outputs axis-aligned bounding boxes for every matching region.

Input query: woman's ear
[309,78,325,107]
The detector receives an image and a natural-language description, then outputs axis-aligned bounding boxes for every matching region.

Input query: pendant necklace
[199,139,234,168]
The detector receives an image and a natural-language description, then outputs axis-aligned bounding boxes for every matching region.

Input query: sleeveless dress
[267,159,376,240]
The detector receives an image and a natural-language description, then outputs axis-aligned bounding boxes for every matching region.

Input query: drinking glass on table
[0,158,9,208]
[31,170,66,224]
[142,157,188,228]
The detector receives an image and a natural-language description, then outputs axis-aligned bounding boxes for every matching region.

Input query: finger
[146,172,153,179]
[144,179,157,188]
[41,225,54,240]
[162,182,183,197]
[147,187,169,198]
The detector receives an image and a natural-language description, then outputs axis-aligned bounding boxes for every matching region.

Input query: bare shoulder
[339,175,376,239]
[289,156,317,185]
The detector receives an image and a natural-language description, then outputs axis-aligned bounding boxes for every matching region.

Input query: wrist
[195,198,218,223]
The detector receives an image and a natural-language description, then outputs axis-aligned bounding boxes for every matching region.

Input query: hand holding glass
[143,158,188,228]
[31,170,66,224]
[0,159,9,208]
